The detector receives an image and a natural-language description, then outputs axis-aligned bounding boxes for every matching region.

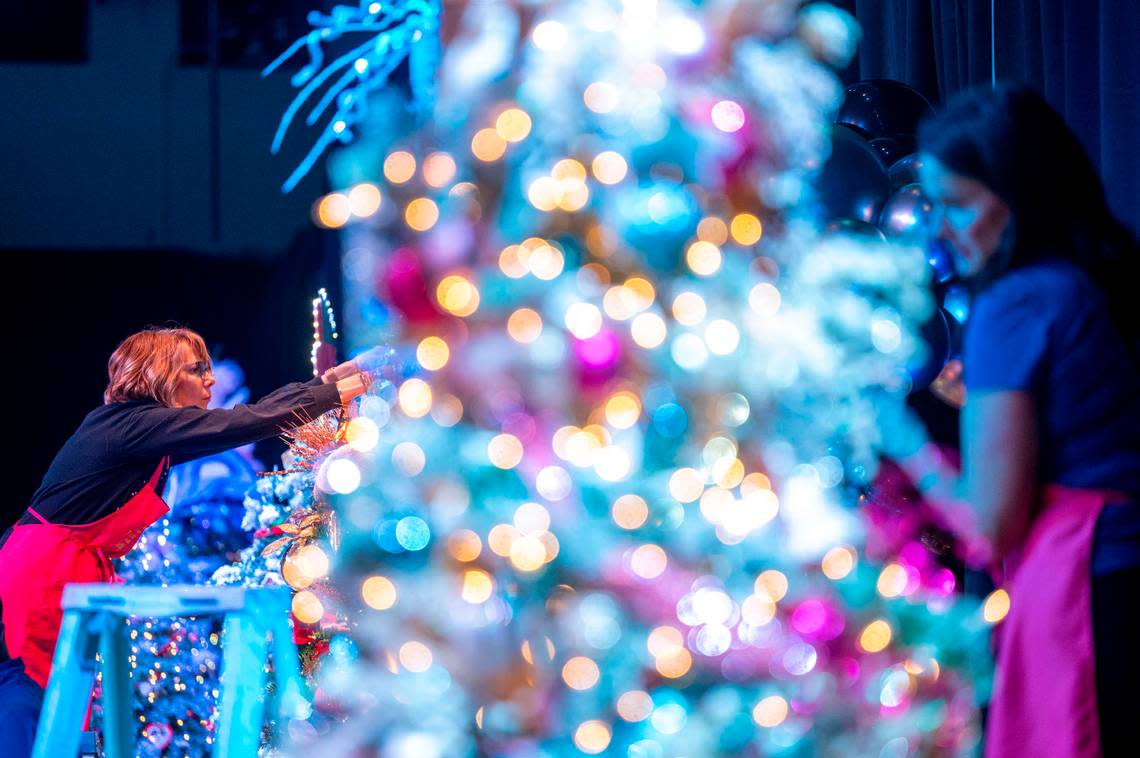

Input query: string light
[310,287,339,376]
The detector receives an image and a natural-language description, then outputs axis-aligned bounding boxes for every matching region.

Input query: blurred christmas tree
[244,1,1003,756]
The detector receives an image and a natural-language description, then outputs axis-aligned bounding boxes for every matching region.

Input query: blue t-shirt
[964,258,1140,573]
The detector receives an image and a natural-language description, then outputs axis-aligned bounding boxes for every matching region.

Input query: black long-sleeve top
[20,378,341,526]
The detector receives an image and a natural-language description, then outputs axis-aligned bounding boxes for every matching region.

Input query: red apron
[985,483,1120,758]
[0,457,169,687]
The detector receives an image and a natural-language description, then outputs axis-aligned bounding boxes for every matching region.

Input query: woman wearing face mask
[886,84,1140,757]
[0,326,380,752]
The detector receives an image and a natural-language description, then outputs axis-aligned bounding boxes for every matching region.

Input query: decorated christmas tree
[238,0,1005,756]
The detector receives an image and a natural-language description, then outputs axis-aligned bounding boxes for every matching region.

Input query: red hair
[104,327,211,407]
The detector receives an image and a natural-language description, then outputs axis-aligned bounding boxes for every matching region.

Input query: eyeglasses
[184,361,213,378]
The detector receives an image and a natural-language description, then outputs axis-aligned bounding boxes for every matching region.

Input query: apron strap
[21,457,168,528]
[95,547,115,583]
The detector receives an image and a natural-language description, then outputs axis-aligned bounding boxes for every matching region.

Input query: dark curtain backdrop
[837,0,1140,235]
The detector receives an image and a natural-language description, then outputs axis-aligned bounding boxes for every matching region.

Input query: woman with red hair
[0,326,376,753]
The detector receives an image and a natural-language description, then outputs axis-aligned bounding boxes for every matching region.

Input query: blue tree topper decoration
[264,0,442,193]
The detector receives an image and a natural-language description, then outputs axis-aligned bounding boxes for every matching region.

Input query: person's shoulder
[979,258,1094,313]
[47,401,157,469]
[90,398,161,414]
[1001,257,1092,293]
[81,399,164,426]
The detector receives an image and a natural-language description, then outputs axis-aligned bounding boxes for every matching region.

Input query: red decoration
[381,247,445,323]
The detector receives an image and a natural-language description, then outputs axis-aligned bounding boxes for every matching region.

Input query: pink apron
[985,483,1121,758]
[0,458,169,687]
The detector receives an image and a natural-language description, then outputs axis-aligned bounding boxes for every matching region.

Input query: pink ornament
[381,247,444,323]
[929,567,957,596]
[791,599,827,635]
[791,598,846,641]
[573,328,621,385]
[899,540,932,570]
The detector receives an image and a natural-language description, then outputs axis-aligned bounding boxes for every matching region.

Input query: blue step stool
[33,585,310,758]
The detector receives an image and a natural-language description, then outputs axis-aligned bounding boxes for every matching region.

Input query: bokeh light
[348,183,382,217]
[573,721,612,755]
[314,193,351,229]
[422,151,457,188]
[461,570,494,604]
[383,151,416,184]
[472,128,507,162]
[983,588,1011,624]
[291,590,324,625]
[405,197,439,231]
[686,241,722,276]
[487,433,524,469]
[361,576,397,610]
[398,379,433,418]
[562,656,601,690]
[507,308,544,343]
[631,544,667,578]
[711,99,746,132]
[447,530,482,562]
[730,213,763,245]
[495,108,532,142]
[398,641,433,672]
[592,151,628,184]
[416,336,450,370]
[821,546,856,580]
[753,695,788,727]
[612,494,649,529]
[436,275,480,316]
[859,620,893,653]
[616,690,653,722]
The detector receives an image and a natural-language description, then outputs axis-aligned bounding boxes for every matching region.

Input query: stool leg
[32,610,96,758]
[98,615,134,758]
[269,607,309,722]
[216,611,269,758]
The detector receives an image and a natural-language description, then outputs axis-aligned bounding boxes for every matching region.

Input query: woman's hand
[351,345,396,374]
[322,346,395,385]
[930,359,966,408]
